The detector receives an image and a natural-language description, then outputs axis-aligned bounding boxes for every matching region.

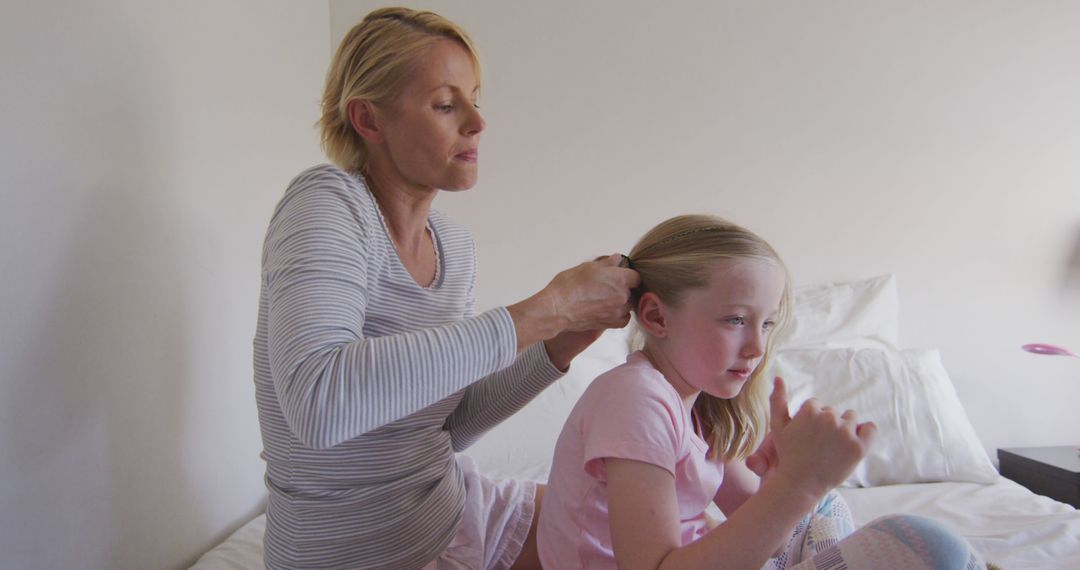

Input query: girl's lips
[728,368,751,379]
[455,149,478,163]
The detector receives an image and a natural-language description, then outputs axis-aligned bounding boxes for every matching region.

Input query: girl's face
[651,259,786,401]
[376,39,484,192]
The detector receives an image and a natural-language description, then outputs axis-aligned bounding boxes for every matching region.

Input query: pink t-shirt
[537,351,724,569]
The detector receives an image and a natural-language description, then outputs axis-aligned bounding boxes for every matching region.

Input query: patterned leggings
[765,492,986,570]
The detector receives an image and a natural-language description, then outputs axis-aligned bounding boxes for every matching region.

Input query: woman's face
[376,39,484,192]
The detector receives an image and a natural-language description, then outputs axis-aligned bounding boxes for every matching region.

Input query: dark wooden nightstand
[998,446,1080,508]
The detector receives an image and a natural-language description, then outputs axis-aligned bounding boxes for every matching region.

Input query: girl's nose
[743,330,766,358]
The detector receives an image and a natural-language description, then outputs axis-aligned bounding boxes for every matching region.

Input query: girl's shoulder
[569,351,693,463]
[580,351,685,415]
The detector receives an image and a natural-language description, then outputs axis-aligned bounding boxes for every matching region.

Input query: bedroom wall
[0,1,328,568]
[3,2,1074,568]
[331,1,1080,455]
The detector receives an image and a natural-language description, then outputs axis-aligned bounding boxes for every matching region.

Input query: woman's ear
[636,292,669,338]
[346,99,384,143]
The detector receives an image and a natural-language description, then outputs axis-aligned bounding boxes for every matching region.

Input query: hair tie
[619,254,648,305]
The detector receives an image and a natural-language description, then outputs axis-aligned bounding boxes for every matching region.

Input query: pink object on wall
[1021,343,1079,358]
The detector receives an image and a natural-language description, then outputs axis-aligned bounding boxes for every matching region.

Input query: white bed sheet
[839,478,1080,570]
[191,477,1080,569]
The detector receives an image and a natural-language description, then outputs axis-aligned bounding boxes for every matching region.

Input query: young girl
[537,215,986,569]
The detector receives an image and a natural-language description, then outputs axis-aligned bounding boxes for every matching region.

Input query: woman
[252,7,637,570]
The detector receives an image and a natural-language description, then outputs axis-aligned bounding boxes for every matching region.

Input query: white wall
[3,1,1077,568]
[331,1,1080,455]
[0,1,329,568]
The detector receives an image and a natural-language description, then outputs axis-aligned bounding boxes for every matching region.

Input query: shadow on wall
[1063,225,1080,294]
[0,3,205,568]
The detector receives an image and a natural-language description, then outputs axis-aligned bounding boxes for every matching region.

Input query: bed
[191,275,1080,569]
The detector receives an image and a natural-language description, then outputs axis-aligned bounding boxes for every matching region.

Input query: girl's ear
[346,99,385,144]
[636,292,669,338]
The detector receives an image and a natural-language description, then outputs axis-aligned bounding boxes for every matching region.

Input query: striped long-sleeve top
[253,164,564,569]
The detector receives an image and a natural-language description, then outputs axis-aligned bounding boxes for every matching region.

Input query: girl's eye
[762,320,776,332]
[725,316,746,326]
[435,103,454,113]
[472,102,481,110]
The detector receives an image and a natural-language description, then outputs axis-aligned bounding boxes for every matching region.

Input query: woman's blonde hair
[628,214,792,462]
[319,7,481,173]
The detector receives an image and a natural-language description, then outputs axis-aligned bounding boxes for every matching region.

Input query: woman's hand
[766,377,877,502]
[542,253,640,332]
[508,254,639,353]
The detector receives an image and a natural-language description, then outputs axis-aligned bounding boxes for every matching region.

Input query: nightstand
[998,446,1080,508]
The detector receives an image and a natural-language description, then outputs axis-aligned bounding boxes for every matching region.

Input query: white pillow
[462,327,631,482]
[775,274,899,350]
[769,347,998,487]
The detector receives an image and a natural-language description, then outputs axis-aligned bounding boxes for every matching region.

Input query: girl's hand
[745,432,777,481]
[767,377,877,501]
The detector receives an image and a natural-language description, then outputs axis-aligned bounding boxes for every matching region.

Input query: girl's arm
[607,458,818,570]
[607,379,875,570]
[712,458,761,516]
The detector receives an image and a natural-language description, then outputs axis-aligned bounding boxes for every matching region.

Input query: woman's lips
[455,149,478,163]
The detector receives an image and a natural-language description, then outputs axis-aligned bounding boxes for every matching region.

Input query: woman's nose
[463,105,485,136]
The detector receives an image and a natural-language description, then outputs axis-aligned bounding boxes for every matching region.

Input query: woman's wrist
[542,338,573,371]
[506,293,567,352]
[542,329,603,371]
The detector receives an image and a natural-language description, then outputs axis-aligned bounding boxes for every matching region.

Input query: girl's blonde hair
[319,7,481,173]
[628,214,792,462]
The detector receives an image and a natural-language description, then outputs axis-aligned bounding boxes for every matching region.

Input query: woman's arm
[443,252,631,451]
[266,170,638,450]
[443,341,563,451]
[265,170,522,449]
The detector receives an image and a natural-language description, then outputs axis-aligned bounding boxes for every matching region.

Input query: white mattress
[190,477,1080,569]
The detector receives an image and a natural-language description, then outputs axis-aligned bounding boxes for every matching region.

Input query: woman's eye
[435,103,454,113]
[726,317,745,326]
[762,320,776,332]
